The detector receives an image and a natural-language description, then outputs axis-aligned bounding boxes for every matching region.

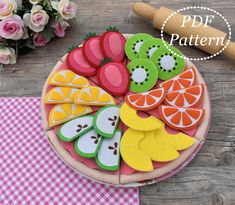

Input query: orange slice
[44,87,79,104]
[74,86,116,106]
[159,105,205,130]
[49,103,92,127]
[164,84,204,107]
[125,88,166,110]
[159,67,197,92]
[48,70,90,88]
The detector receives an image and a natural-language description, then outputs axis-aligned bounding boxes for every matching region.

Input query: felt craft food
[48,70,90,88]
[82,33,104,67]
[58,115,94,142]
[101,27,126,62]
[150,46,185,80]
[44,87,79,104]
[96,129,122,171]
[164,84,204,107]
[139,38,166,59]
[120,122,195,171]
[97,62,130,96]
[125,88,166,110]
[74,86,116,106]
[66,47,97,77]
[49,104,92,127]
[120,103,162,131]
[41,31,210,186]
[159,105,205,130]
[93,105,120,138]
[125,33,153,60]
[74,129,102,158]
[127,58,158,93]
[159,67,197,92]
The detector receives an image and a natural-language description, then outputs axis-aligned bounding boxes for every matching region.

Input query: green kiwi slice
[150,46,185,80]
[127,59,158,93]
[139,38,167,59]
[125,33,153,60]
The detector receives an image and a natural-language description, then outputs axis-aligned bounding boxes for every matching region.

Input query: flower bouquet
[0,0,78,69]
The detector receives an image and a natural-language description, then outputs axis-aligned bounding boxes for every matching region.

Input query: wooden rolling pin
[132,2,235,60]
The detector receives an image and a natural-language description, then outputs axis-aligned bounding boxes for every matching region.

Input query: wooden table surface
[1,0,235,204]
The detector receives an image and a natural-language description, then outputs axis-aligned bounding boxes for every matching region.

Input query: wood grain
[0,0,235,204]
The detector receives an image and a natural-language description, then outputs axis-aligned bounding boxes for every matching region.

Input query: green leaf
[41,26,55,41]
[67,44,78,52]
[83,32,96,41]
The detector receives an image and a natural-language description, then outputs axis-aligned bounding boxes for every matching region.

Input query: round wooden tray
[41,34,211,187]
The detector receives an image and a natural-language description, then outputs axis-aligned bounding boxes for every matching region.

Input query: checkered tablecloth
[0,97,139,205]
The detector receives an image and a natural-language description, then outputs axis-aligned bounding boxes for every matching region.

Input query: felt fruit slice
[120,103,162,131]
[159,105,205,130]
[120,128,153,171]
[127,58,158,93]
[66,47,97,77]
[101,27,126,62]
[140,125,195,162]
[139,38,166,59]
[44,87,79,104]
[151,46,185,80]
[48,70,90,88]
[97,62,130,96]
[74,129,103,158]
[82,33,104,67]
[58,115,94,142]
[96,129,122,171]
[74,86,116,106]
[125,33,153,60]
[125,88,166,110]
[49,103,92,127]
[159,67,197,92]
[94,105,120,138]
[164,84,204,107]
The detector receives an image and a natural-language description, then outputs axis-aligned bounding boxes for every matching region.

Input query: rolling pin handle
[132,2,156,20]
[223,41,235,61]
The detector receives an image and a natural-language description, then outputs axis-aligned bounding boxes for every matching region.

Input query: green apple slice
[74,129,103,158]
[58,115,93,142]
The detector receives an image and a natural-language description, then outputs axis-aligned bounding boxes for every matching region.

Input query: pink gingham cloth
[0,97,139,205]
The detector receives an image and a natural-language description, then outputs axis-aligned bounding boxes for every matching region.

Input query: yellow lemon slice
[49,103,92,127]
[74,86,116,106]
[120,103,163,131]
[48,70,90,88]
[44,87,79,104]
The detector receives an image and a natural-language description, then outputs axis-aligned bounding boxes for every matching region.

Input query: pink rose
[33,33,49,47]
[0,46,16,64]
[23,5,49,32]
[0,0,17,20]
[51,21,69,37]
[58,0,77,20]
[0,14,25,40]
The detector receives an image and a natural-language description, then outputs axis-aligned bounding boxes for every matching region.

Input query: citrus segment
[159,105,205,130]
[164,84,204,107]
[159,67,197,92]
[44,87,79,104]
[74,86,116,106]
[125,88,166,110]
[49,104,92,127]
[48,70,90,88]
